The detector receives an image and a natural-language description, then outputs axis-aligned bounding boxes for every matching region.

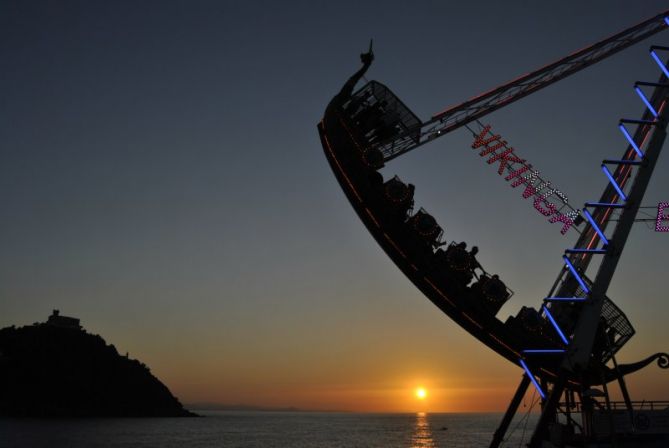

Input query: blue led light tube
[543,305,570,345]
[650,50,669,78]
[582,209,609,246]
[618,123,644,159]
[585,202,625,208]
[563,255,591,294]
[601,165,627,202]
[634,86,659,118]
[519,359,546,399]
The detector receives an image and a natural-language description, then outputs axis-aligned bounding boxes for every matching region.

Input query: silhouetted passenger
[412,210,439,237]
[358,100,388,136]
[369,109,401,144]
[446,243,467,266]
[483,275,508,298]
[345,91,372,118]
[362,147,384,169]
[370,122,399,144]
[470,273,490,296]
[354,102,374,128]
[368,170,383,189]
[446,243,473,284]
[480,274,510,314]
[383,178,414,221]
[469,246,482,278]
[517,306,542,333]
[402,184,416,219]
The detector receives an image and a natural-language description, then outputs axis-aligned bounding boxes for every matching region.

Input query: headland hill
[0,310,196,417]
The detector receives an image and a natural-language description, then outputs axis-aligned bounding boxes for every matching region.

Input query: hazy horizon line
[185,403,511,414]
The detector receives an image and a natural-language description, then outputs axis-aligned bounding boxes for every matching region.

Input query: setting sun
[415,388,427,400]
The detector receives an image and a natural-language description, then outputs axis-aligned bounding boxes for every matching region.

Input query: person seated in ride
[358,100,388,138]
[384,180,414,221]
[395,188,415,222]
[444,241,463,257]
[404,184,415,212]
[368,121,398,145]
[469,246,482,279]
[345,90,372,119]
[483,274,509,303]
[369,110,401,144]
[446,242,468,269]
[520,306,542,332]
[446,242,473,284]
[470,273,490,297]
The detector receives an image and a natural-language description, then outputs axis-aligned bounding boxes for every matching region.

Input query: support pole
[489,375,531,448]
[528,374,567,447]
[540,378,549,409]
[611,353,635,429]
[600,371,619,448]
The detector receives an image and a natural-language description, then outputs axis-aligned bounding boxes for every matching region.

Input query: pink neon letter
[521,183,536,199]
[487,148,525,175]
[478,140,507,157]
[505,165,531,182]
[471,125,501,148]
[656,202,669,232]
[510,170,539,188]
[534,196,557,216]
[549,210,579,235]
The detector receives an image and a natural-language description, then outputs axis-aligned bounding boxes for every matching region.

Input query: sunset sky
[2,1,669,412]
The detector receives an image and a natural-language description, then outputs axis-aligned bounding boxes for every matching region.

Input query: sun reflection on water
[411,412,436,448]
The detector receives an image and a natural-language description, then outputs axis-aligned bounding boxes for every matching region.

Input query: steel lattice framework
[379,10,669,162]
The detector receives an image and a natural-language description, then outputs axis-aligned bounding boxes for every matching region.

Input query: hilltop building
[46,309,81,330]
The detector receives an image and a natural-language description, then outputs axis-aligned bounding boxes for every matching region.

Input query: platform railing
[561,400,669,412]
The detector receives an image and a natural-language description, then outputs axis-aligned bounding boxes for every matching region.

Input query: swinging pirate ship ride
[318,9,669,448]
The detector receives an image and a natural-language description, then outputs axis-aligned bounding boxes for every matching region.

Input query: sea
[0,411,539,447]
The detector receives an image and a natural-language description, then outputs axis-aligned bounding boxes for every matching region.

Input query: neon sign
[656,202,669,232]
[471,124,580,234]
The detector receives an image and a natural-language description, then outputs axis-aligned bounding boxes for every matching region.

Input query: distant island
[0,310,196,417]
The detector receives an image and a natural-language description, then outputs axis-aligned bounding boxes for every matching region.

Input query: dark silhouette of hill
[0,315,196,417]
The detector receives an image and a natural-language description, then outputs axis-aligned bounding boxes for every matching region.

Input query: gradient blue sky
[2,1,668,411]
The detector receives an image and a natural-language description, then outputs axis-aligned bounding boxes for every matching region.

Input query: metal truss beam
[381,10,669,162]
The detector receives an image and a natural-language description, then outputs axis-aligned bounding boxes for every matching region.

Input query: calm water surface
[1,411,539,447]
